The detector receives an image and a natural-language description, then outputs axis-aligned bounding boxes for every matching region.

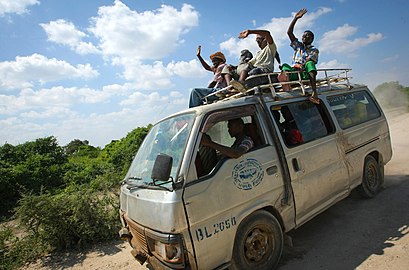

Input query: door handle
[292,158,301,172]
[266,165,278,175]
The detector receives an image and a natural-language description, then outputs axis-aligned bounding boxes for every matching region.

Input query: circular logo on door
[232,159,264,190]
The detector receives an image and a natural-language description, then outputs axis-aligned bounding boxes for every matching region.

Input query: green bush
[15,185,120,251]
[0,137,67,217]
[0,124,151,268]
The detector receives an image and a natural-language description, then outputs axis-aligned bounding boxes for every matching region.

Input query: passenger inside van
[201,118,254,159]
[273,107,304,146]
[196,118,255,177]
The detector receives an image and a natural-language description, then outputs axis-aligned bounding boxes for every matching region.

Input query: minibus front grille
[124,213,149,255]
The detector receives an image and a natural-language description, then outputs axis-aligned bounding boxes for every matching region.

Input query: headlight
[153,241,183,263]
[146,232,185,268]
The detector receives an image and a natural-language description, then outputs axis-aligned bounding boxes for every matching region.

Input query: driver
[201,118,254,159]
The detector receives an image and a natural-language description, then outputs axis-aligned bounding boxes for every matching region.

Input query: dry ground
[24,108,409,270]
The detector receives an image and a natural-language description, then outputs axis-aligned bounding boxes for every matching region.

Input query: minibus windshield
[124,113,195,188]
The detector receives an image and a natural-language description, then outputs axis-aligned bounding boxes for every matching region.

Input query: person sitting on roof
[278,8,320,104]
[222,49,253,85]
[189,46,228,108]
[223,29,281,92]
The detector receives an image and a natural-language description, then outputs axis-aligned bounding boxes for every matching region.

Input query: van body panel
[284,133,349,226]
[325,87,393,189]
[183,145,293,269]
[339,118,391,188]
[120,187,187,233]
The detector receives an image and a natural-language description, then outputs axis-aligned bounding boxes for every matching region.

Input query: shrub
[15,184,120,251]
[0,137,67,217]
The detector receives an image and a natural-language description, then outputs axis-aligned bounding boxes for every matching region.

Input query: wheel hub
[367,163,378,188]
[244,228,271,262]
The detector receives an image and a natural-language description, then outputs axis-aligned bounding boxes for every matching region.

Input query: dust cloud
[373,83,409,112]
[373,84,409,174]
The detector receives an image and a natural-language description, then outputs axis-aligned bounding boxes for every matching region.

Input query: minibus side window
[271,101,333,147]
[195,114,264,178]
[327,91,381,129]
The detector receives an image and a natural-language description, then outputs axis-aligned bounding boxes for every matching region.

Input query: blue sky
[1,0,408,147]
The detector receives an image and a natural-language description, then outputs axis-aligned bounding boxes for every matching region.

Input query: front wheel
[357,155,383,198]
[230,211,283,270]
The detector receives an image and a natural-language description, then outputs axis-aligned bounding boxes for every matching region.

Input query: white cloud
[0,117,57,145]
[114,59,173,90]
[0,90,188,146]
[20,107,77,119]
[35,2,203,93]
[120,91,169,106]
[319,24,383,55]
[40,19,100,55]
[88,1,199,60]
[220,37,251,61]
[101,83,133,96]
[120,90,186,107]
[318,59,349,69]
[55,92,187,146]
[167,59,205,78]
[0,53,99,89]
[382,55,400,62]
[0,0,39,16]
[111,58,205,90]
[0,85,114,115]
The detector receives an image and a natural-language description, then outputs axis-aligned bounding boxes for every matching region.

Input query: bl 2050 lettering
[195,217,236,242]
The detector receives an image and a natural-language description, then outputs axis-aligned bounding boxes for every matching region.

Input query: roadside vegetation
[0,126,150,270]
[0,81,408,270]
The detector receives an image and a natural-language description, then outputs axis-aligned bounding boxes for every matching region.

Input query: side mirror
[151,153,173,183]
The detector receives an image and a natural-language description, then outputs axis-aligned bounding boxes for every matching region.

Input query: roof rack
[203,68,352,104]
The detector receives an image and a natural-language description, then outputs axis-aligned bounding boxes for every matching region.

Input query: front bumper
[119,210,190,269]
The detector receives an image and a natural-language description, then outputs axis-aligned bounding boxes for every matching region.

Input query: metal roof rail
[203,68,352,105]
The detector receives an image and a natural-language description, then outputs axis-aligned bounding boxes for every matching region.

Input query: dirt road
[25,109,409,270]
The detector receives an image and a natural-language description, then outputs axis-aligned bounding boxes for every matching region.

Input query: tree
[0,137,67,217]
[64,139,89,155]
[101,125,151,176]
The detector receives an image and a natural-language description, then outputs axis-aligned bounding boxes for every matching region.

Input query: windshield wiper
[146,181,173,191]
[127,176,142,180]
[126,183,145,190]
[126,181,173,192]
[121,176,142,186]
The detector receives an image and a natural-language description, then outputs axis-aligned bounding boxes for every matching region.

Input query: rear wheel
[230,211,283,270]
[358,155,382,198]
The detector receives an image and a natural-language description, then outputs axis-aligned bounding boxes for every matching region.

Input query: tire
[230,211,283,270]
[357,155,383,198]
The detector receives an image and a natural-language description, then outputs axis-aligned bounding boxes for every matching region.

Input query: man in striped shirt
[279,8,320,104]
[201,118,254,159]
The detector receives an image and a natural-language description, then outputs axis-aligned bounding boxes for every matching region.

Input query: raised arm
[196,45,212,72]
[239,29,273,45]
[287,8,307,43]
